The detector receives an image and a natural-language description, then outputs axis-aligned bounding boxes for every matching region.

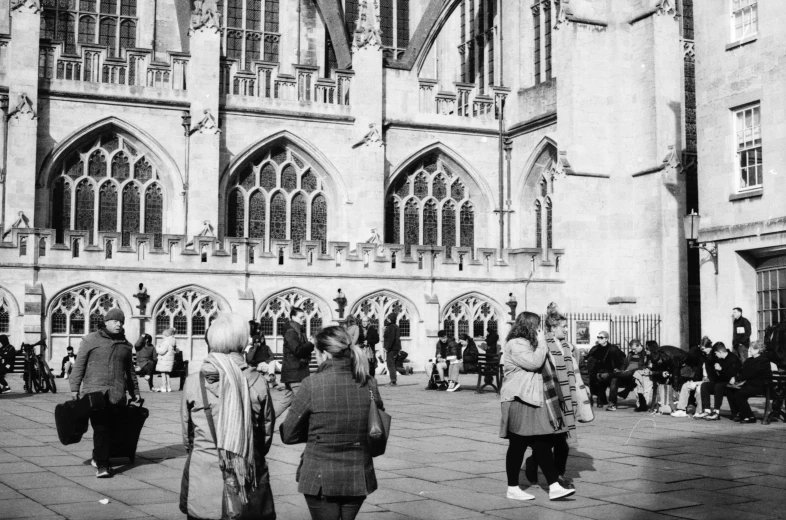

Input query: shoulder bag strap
[199,372,218,446]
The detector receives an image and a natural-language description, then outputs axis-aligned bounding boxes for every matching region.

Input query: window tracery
[49,285,120,340]
[352,292,413,339]
[153,288,220,337]
[530,147,557,250]
[442,294,499,341]
[0,296,10,334]
[257,291,325,347]
[219,0,280,69]
[41,0,136,56]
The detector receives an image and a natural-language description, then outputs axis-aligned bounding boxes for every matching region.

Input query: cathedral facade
[0,0,692,367]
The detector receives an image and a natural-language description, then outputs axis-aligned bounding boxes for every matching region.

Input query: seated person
[648,342,689,414]
[245,325,279,387]
[726,340,772,423]
[672,337,713,417]
[459,333,479,374]
[0,334,15,393]
[615,339,652,412]
[425,330,462,391]
[134,334,157,390]
[697,342,742,420]
[586,331,625,410]
[59,346,77,378]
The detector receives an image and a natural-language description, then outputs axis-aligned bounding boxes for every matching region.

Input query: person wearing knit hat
[69,307,140,478]
[383,313,402,386]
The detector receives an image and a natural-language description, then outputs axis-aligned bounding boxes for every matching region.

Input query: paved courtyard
[1,371,786,520]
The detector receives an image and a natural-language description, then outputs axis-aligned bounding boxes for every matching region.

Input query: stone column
[186,7,221,239]
[6,0,41,232]
[23,283,44,359]
[348,1,385,242]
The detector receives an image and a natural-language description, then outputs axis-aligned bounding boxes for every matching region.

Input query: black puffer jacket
[649,345,688,388]
[586,343,625,378]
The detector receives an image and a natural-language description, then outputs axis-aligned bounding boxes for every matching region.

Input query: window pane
[269,192,287,244]
[98,182,118,232]
[264,0,279,32]
[121,183,140,246]
[99,17,117,57]
[119,20,136,51]
[247,0,261,30]
[311,194,327,255]
[227,189,245,237]
[79,15,95,43]
[144,184,163,248]
[249,190,265,239]
[120,0,135,16]
[290,193,306,253]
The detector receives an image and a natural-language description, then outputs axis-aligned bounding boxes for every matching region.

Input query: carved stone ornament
[553,0,573,30]
[353,0,383,51]
[550,151,572,181]
[655,0,679,19]
[8,93,37,121]
[10,0,42,13]
[11,211,30,229]
[189,0,221,34]
[194,109,220,134]
[662,145,683,176]
[197,220,215,237]
[352,123,384,148]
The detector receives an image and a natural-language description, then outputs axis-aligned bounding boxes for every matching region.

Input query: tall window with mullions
[379,0,409,58]
[219,0,279,69]
[757,264,786,337]
[41,0,136,57]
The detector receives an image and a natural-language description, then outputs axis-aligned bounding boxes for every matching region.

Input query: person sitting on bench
[697,342,742,420]
[726,340,773,423]
[586,331,625,410]
[672,337,713,417]
[615,339,652,412]
[426,330,462,391]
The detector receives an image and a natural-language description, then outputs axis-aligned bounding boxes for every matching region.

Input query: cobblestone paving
[1,372,786,520]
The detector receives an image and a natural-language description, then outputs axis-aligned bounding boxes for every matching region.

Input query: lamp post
[181,111,191,237]
[683,209,718,274]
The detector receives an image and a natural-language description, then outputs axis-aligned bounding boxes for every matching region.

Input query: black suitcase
[109,399,149,462]
[54,391,107,445]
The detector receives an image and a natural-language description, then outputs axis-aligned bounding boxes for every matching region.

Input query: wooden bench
[132,351,189,391]
[475,352,502,394]
[762,369,786,425]
[272,352,320,373]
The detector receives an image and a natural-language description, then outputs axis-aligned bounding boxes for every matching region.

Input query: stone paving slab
[2,372,786,519]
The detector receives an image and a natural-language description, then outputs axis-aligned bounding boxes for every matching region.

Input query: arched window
[145,184,163,248]
[257,290,326,352]
[460,202,474,249]
[0,296,10,334]
[50,132,165,246]
[290,193,307,253]
[378,0,409,59]
[457,0,497,93]
[545,196,552,250]
[386,154,478,256]
[442,294,501,341]
[153,287,223,361]
[404,199,419,256]
[227,148,328,252]
[535,200,542,249]
[49,285,121,360]
[98,182,118,232]
[43,0,136,59]
[352,292,415,339]
[529,147,557,249]
[220,0,280,69]
[311,194,327,254]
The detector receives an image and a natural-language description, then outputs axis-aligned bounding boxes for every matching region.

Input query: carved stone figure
[8,93,36,121]
[190,0,221,33]
[334,289,348,319]
[134,283,150,315]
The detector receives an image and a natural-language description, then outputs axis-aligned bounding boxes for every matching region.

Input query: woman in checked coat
[280,325,383,520]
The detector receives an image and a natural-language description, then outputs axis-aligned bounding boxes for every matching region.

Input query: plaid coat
[280,356,383,497]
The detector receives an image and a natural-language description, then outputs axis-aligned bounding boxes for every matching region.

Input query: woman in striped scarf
[180,313,277,520]
[500,311,576,502]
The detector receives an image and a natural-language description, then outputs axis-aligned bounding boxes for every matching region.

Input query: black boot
[635,394,649,412]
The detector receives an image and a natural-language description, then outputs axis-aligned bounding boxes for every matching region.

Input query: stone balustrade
[2,228,563,282]
[220,60,353,107]
[418,79,510,121]
[36,43,188,91]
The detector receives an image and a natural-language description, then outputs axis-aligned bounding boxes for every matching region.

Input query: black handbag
[367,381,391,458]
[199,373,275,520]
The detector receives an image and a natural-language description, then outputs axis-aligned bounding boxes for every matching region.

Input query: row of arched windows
[41,0,136,57]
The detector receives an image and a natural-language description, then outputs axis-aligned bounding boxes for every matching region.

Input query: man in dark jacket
[59,346,78,378]
[133,334,156,390]
[725,341,772,423]
[672,338,714,417]
[698,342,742,420]
[361,317,379,374]
[245,328,277,387]
[69,308,140,478]
[279,307,314,420]
[0,334,15,393]
[732,307,751,362]
[383,313,401,386]
[586,331,625,410]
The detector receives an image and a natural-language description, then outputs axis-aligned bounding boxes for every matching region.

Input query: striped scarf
[205,353,257,499]
[543,332,579,446]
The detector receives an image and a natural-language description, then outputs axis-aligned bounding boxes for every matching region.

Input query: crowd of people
[584,307,783,424]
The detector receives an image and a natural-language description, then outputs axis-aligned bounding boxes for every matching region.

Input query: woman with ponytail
[180,313,276,520]
[281,325,383,520]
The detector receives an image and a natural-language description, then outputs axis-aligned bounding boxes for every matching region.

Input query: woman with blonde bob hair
[281,325,382,520]
[180,313,276,520]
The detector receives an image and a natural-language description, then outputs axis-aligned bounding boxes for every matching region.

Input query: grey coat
[280,356,383,497]
[69,329,140,404]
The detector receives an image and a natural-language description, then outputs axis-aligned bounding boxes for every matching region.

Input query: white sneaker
[447,381,456,392]
[507,487,535,501]
[451,382,461,392]
[671,410,688,418]
[693,411,709,419]
[549,483,576,500]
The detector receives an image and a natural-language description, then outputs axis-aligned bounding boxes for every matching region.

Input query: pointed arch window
[49,285,121,345]
[50,132,165,246]
[441,200,456,258]
[385,198,400,244]
[531,148,556,250]
[227,148,328,252]
[0,297,10,334]
[423,200,438,246]
[219,0,280,69]
[404,199,419,256]
[442,295,501,341]
[545,197,552,250]
[153,288,222,360]
[535,200,542,249]
[351,292,414,339]
[460,202,474,249]
[257,290,325,352]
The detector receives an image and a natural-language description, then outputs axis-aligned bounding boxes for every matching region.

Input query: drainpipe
[497,97,505,257]
[0,96,8,236]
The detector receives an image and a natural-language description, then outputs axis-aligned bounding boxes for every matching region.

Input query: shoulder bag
[367,379,391,458]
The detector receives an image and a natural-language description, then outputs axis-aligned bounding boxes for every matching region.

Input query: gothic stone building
[0,0,692,368]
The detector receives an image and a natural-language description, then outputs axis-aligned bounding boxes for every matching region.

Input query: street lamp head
[683,209,700,242]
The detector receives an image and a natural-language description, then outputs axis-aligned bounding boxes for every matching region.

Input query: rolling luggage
[54,391,107,445]
[109,398,149,462]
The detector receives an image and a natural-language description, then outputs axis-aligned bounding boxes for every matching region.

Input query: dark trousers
[386,351,397,383]
[135,363,155,389]
[0,364,8,388]
[592,374,619,406]
[732,384,764,419]
[553,433,570,476]
[700,381,728,411]
[304,493,364,520]
[90,404,117,465]
[506,433,559,486]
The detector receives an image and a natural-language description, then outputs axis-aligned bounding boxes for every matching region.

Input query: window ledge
[729,188,763,202]
[726,35,758,51]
